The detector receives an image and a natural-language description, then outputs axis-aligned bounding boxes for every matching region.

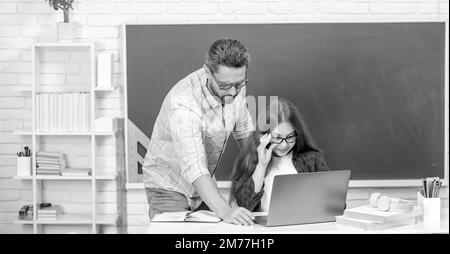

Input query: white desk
[146,210,449,234]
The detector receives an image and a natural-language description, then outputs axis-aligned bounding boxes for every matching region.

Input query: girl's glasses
[270,135,297,144]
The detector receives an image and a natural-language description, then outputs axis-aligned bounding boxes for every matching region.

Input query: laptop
[254,170,351,227]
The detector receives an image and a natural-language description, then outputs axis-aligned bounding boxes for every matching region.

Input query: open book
[151,210,222,223]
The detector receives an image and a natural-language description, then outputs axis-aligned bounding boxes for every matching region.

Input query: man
[143,38,255,226]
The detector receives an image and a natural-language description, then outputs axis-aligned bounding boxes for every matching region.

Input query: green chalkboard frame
[122,21,448,189]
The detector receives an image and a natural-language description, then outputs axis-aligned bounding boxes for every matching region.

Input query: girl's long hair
[229,98,322,204]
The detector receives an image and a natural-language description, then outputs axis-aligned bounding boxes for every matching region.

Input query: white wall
[0,0,448,234]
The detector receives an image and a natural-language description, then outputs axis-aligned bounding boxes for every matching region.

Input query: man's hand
[221,206,255,226]
[193,175,255,226]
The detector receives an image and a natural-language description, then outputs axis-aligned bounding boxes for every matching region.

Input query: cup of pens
[417,177,442,228]
[16,146,31,176]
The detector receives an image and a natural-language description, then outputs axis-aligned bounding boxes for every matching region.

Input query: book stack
[336,205,422,230]
[36,151,66,176]
[61,168,91,177]
[37,205,60,221]
[36,92,90,132]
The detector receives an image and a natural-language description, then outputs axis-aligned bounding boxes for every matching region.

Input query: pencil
[432,180,437,198]
[436,181,441,198]
[431,179,436,198]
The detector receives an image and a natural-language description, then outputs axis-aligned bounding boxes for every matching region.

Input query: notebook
[151,210,222,223]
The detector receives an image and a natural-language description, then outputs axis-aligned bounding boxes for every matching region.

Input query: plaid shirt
[143,68,254,208]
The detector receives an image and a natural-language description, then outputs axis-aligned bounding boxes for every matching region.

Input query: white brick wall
[1,0,448,234]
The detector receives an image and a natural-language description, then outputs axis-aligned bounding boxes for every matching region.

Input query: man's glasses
[209,68,249,90]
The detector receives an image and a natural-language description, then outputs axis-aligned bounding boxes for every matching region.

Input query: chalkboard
[125,23,446,183]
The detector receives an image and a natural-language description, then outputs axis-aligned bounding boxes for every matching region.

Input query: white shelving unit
[13,43,123,234]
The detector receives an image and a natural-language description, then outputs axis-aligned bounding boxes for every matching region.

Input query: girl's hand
[257,133,276,168]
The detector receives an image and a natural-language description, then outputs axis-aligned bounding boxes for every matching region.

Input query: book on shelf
[37,166,62,171]
[335,216,416,230]
[37,214,57,220]
[37,169,61,173]
[36,165,64,170]
[151,210,222,223]
[36,171,61,175]
[37,157,63,162]
[37,205,61,220]
[61,168,91,176]
[37,151,64,158]
[343,205,422,224]
[38,210,58,215]
[36,160,65,168]
[36,164,62,169]
[36,159,64,165]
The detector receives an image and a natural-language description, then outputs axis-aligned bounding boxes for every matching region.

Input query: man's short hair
[205,38,250,73]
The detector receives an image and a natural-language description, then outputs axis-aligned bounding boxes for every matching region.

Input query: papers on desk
[151,210,222,223]
[336,205,422,230]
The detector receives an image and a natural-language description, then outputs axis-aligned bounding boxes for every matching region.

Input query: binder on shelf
[58,93,63,131]
[37,93,41,132]
[53,93,58,131]
[97,53,112,88]
[62,93,68,131]
[80,93,84,132]
[36,94,40,132]
[68,93,73,132]
[85,93,90,131]
[84,94,91,131]
[79,93,85,132]
[50,93,55,131]
[43,93,49,132]
[73,93,79,132]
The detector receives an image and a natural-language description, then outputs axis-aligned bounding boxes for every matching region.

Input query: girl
[230,98,330,212]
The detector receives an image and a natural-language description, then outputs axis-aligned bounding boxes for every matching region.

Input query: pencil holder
[17,157,31,176]
[417,192,440,228]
